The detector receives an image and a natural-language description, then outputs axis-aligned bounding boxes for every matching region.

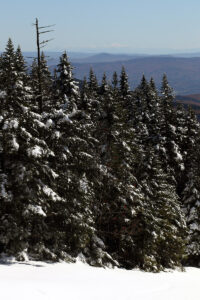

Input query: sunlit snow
[0,261,199,300]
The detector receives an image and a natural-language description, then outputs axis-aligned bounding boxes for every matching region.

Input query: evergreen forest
[1,38,200,272]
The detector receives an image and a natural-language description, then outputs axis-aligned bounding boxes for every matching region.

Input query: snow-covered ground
[0,260,199,300]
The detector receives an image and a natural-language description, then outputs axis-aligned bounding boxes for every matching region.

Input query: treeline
[0,38,200,271]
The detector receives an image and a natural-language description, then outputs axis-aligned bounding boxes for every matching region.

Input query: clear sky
[1,0,200,53]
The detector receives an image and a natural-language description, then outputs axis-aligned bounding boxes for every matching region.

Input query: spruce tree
[139,150,186,271]
[44,56,115,266]
[112,71,118,90]
[181,108,200,266]
[95,72,147,269]
[30,53,52,112]
[0,39,16,103]
[160,74,183,182]
[55,51,79,109]
[0,42,61,259]
[88,68,98,97]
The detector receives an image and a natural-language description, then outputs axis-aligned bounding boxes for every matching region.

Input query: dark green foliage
[88,68,98,97]
[0,40,200,270]
[119,66,129,97]
[30,53,53,112]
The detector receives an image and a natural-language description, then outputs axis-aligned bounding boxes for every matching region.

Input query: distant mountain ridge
[71,56,200,95]
[22,52,200,96]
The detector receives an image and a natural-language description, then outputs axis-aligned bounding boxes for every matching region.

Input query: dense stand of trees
[0,39,200,271]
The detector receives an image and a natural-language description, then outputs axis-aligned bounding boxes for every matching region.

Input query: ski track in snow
[0,261,199,300]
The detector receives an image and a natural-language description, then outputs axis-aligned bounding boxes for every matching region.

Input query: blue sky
[1,0,200,53]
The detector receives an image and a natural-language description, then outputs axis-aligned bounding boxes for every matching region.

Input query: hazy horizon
[1,0,200,54]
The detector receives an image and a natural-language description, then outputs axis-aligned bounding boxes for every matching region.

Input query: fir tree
[30,53,52,112]
[112,71,118,90]
[79,76,90,111]
[0,39,16,101]
[88,68,98,97]
[0,64,61,259]
[95,73,147,269]
[99,73,110,95]
[181,108,200,265]
[160,74,183,182]
[139,150,186,271]
[55,51,79,109]
[119,66,129,97]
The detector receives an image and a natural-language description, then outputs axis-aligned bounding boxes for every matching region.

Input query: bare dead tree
[33,18,55,113]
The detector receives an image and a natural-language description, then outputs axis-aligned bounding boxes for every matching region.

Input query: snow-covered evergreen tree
[54,51,79,109]
[0,43,61,259]
[88,68,98,97]
[44,56,115,266]
[94,73,149,269]
[181,108,200,265]
[139,150,186,271]
[30,53,52,112]
[112,71,118,91]
[0,39,16,106]
[160,74,183,182]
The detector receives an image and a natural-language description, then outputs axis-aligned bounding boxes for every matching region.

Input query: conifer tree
[88,68,98,97]
[44,56,115,266]
[138,149,186,271]
[112,71,118,90]
[95,72,148,269]
[182,156,200,266]
[29,58,39,110]
[0,42,61,259]
[30,53,52,112]
[181,108,200,265]
[160,74,183,182]
[0,41,68,260]
[55,51,79,109]
[79,76,90,111]
[15,46,28,83]
[119,66,129,97]
[99,73,110,96]
[0,108,62,259]
[0,39,16,102]
[40,52,53,111]
[112,72,119,90]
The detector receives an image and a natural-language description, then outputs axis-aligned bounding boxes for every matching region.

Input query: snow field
[0,261,199,300]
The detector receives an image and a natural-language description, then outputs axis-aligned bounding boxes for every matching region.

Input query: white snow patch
[43,185,62,202]
[0,90,6,98]
[34,119,45,128]
[12,137,19,151]
[27,145,43,158]
[0,261,199,300]
[3,119,19,130]
[46,119,54,128]
[24,205,46,217]
[190,223,199,231]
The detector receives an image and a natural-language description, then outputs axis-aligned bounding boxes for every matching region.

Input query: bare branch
[40,38,54,45]
[39,24,56,29]
[39,30,54,34]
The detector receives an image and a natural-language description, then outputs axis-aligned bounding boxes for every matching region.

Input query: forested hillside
[0,39,200,271]
[71,56,200,95]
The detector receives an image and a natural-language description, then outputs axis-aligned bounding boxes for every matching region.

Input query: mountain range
[70,56,200,95]
[23,52,200,117]
[30,53,200,96]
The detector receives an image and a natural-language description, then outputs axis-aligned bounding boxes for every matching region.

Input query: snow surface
[0,260,199,300]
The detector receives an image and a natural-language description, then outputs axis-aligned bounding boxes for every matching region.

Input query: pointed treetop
[161,73,173,96]
[112,71,118,89]
[120,66,129,96]
[88,67,98,93]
